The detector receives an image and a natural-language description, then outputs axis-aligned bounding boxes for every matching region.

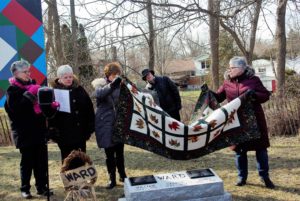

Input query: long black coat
[94,78,120,148]
[5,79,47,148]
[50,78,95,146]
[146,76,181,115]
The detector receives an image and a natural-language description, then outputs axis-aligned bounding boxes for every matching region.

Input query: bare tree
[220,0,262,64]
[147,0,155,71]
[275,0,288,97]
[208,0,220,90]
[70,0,79,75]
[45,0,64,66]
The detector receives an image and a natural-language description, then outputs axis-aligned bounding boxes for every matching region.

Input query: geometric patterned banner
[113,81,261,160]
[0,0,46,107]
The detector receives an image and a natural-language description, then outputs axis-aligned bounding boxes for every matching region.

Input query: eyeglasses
[228,67,239,70]
[20,70,31,74]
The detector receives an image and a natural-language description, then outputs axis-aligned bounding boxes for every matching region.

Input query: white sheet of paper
[54,89,71,113]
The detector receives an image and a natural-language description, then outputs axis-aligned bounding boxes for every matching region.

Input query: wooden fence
[0,112,13,146]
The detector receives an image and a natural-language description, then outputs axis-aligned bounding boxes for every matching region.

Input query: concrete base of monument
[118,169,232,201]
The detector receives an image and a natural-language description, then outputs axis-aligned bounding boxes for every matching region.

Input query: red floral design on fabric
[188,136,199,143]
[193,125,203,132]
[168,121,180,130]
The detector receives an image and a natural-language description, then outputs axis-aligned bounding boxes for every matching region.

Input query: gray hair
[57,65,73,78]
[10,59,30,75]
[229,56,247,69]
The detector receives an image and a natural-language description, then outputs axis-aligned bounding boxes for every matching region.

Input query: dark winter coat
[146,76,182,115]
[94,78,121,148]
[50,78,95,146]
[4,79,47,148]
[215,68,271,151]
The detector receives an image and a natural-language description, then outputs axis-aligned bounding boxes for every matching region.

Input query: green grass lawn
[180,90,201,102]
[0,136,299,201]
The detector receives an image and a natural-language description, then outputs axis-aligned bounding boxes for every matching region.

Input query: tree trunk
[220,0,262,65]
[111,46,117,61]
[45,4,54,62]
[147,0,155,71]
[208,0,220,90]
[275,0,288,97]
[248,0,262,65]
[70,0,79,75]
[48,0,64,66]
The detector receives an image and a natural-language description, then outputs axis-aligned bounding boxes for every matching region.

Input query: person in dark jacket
[50,65,95,162]
[4,60,52,199]
[141,69,182,121]
[92,62,127,189]
[214,56,275,189]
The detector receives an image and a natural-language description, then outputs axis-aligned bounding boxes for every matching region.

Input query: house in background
[164,55,210,89]
[194,54,210,76]
[252,59,276,92]
[252,58,300,92]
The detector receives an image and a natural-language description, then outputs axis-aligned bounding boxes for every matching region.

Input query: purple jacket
[215,69,271,151]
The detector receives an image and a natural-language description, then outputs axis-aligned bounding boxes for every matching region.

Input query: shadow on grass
[233,194,283,201]
[1,143,299,173]
[247,183,300,196]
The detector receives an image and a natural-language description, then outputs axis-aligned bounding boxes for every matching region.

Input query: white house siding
[252,59,276,92]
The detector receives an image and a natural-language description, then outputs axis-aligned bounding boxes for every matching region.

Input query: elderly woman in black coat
[92,62,127,189]
[4,60,51,198]
[50,65,95,162]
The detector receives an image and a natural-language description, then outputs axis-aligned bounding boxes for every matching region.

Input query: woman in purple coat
[214,56,275,189]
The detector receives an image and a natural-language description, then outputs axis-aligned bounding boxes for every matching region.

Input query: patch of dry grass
[0,137,299,201]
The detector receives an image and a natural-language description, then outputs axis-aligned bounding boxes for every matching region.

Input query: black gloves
[201,83,208,93]
[111,76,122,89]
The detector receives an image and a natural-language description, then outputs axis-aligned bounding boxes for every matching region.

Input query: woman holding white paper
[49,65,95,162]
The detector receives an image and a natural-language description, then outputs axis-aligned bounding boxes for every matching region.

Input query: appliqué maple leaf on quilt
[169,139,180,147]
[148,99,156,107]
[150,114,158,124]
[135,102,142,113]
[193,125,203,132]
[136,119,144,129]
[152,130,160,138]
[227,110,236,124]
[131,85,139,95]
[168,121,180,130]
[208,120,217,128]
[188,136,199,143]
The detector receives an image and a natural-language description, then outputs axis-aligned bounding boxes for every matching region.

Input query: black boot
[236,179,246,186]
[262,177,275,189]
[106,159,116,189]
[106,173,116,189]
[116,158,127,182]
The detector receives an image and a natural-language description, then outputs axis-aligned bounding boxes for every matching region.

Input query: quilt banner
[113,81,261,160]
[0,0,46,107]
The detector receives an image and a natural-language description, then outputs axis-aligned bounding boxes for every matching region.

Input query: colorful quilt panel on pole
[113,81,261,160]
[0,0,46,107]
